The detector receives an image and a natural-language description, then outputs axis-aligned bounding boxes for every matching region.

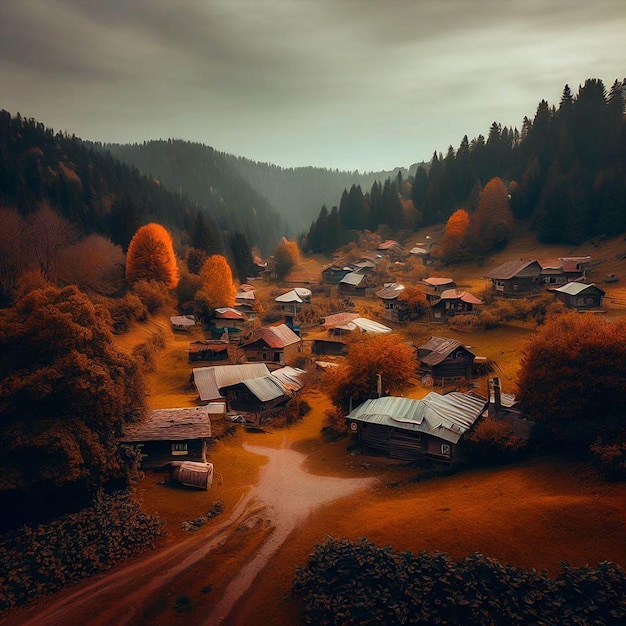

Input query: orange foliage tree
[195,254,237,314]
[518,313,626,454]
[468,177,514,255]
[125,223,179,289]
[273,238,301,281]
[397,285,430,320]
[440,209,470,262]
[0,284,146,525]
[327,334,416,410]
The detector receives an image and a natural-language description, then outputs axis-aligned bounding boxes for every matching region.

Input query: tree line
[304,78,626,254]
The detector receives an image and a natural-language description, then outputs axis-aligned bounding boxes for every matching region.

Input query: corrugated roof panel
[340,272,366,286]
[193,363,270,402]
[351,318,392,334]
[243,376,287,402]
[555,282,604,296]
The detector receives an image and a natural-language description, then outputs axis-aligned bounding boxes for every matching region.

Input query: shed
[346,392,487,462]
[377,283,409,322]
[417,336,475,382]
[120,406,212,469]
[170,315,196,331]
[339,272,368,295]
[189,339,229,363]
[553,282,605,309]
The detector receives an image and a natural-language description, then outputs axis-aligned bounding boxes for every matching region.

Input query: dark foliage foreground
[0,490,165,612]
[292,537,625,625]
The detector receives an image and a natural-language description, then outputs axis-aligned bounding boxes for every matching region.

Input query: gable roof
[351,318,392,334]
[554,282,605,296]
[438,289,483,305]
[346,392,487,444]
[239,375,288,402]
[236,290,256,301]
[120,407,212,442]
[239,324,301,349]
[170,315,196,327]
[214,307,245,320]
[340,272,367,286]
[484,259,541,280]
[193,363,271,402]
[322,312,360,328]
[271,366,307,392]
[423,277,455,287]
[377,283,405,299]
[418,336,473,365]
[377,239,402,251]
[275,288,312,303]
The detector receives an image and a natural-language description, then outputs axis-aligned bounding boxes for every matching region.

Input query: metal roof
[340,272,366,286]
[351,318,392,334]
[236,291,256,301]
[120,407,212,442]
[484,259,540,280]
[423,277,455,286]
[214,307,245,319]
[170,315,196,327]
[418,335,472,366]
[242,375,288,402]
[376,283,405,299]
[193,363,271,401]
[377,239,402,250]
[554,282,604,296]
[409,246,428,255]
[271,366,307,392]
[240,324,301,349]
[322,312,360,328]
[347,392,487,444]
[275,288,311,303]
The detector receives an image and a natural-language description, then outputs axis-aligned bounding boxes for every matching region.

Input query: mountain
[105,140,286,253]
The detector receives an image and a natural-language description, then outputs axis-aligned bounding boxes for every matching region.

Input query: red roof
[240,324,301,349]
[423,277,454,286]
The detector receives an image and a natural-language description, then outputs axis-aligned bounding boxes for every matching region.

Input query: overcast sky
[1,0,625,172]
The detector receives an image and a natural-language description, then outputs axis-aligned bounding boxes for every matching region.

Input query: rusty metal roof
[322,312,359,328]
[423,277,455,286]
[214,307,245,320]
[240,324,301,349]
[418,335,473,366]
[271,366,307,392]
[347,392,487,444]
[120,407,212,442]
[438,289,483,305]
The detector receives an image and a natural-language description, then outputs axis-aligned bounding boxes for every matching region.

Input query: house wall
[129,439,207,469]
[555,291,603,309]
[492,276,540,294]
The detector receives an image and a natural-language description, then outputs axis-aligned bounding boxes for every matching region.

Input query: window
[171,442,188,456]
[441,443,451,457]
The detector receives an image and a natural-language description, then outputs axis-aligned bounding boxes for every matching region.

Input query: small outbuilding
[346,392,487,462]
[484,260,542,295]
[338,272,368,295]
[553,282,605,309]
[238,324,302,365]
[170,315,196,331]
[189,339,229,363]
[430,289,483,323]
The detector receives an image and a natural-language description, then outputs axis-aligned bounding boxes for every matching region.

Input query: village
[120,228,624,487]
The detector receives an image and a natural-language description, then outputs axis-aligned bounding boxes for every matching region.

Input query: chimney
[488,377,502,417]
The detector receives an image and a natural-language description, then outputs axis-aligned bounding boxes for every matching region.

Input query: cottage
[430,289,483,323]
[419,277,456,303]
[238,323,301,365]
[192,363,272,403]
[188,339,229,363]
[377,283,409,323]
[553,282,605,309]
[170,315,196,331]
[539,259,568,286]
[346,392,487,462]
[322,264,351,284]
[559,256,592,279]
[120,407,212,469]
[338,272,368,295]
[417,336,475,383]
[485,260,542,294]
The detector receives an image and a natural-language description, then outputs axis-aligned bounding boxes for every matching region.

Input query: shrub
[463,416,527,464]
[292,537,626,625]
[132,279,173,314]
[0,490,164,610]
[590,435,626,481]
[321,408,348,441]
[105,292,148,333]
[132,329,166,373]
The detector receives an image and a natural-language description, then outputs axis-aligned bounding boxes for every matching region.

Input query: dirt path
[2,437,375,626]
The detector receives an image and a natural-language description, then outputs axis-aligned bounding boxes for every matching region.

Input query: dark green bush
[292,537,626,625]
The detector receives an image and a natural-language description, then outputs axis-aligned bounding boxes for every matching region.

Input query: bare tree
[0,206,34,299]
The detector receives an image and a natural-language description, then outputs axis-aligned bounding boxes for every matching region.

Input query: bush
[132,329,166,373]
[105,292,148,333]
[132,279,173,314]
[292,537,626,625]
[321,408,348,441]
[463,416,527,464]
[590,435,626,481]
[0,490,164,610]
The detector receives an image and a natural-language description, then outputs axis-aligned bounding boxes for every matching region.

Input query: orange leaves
[273,238,301,281]
[440,209,470,261]
[125,223,179,289]
[196,254,237,310]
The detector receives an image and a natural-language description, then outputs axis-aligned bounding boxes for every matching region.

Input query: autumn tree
[125,223,179,289]
[517,313,626,455]
[327,334,416,410]
[273,237,301,281]
[0,206,32,302]
[397,285,430,320]
[468,177,514,255]
[440,209,470,263]
[0,284,146,526]
[195,254,237,318]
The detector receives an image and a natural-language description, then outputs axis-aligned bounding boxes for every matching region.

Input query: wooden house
[485,259,542,295]
[338,271,368,295]
[430,289,483,323]
[238,323,301,365]
[377,283,409,323]
[275,288,311,315]
[192,363,271,404]
[419,277,456,303]
[417,336,475,383]
[219,375,290,423]
[346,392,487,462]
[322,264,351,284]
[211,307,246,330]
[560,256,592,280]
[553,282,605,309]
[539,259,568,286]
[170,315,196,331]
[120,407,212,469]
[235,291,257,318]
[188,339,229,363]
